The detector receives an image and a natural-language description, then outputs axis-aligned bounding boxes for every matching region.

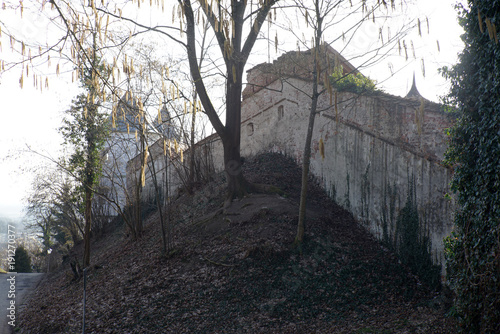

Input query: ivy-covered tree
[61,91,109,267]
[60,29,110,266]
[442,1,500,332]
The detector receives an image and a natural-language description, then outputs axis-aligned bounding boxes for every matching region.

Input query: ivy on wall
[382,182,397,245]
[394,175,441,290]
[344,172,351,209]
[360,163,371,223]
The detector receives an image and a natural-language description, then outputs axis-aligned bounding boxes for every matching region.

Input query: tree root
[223,182,286,209]
[251,183,286,196]
[193,208,224,227]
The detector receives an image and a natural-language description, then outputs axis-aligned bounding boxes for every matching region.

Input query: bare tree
[180,0,281,201]
[281,0,417,246]
[25,165,83,251]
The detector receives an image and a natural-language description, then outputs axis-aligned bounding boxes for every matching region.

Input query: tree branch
[182,0,227,139]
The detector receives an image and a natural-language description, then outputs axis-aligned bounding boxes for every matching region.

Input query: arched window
[247,122,254,136]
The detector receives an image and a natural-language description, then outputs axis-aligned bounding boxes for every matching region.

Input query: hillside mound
[18,153,456,333]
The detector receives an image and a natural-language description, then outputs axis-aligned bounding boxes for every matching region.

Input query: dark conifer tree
[14,246,32,273]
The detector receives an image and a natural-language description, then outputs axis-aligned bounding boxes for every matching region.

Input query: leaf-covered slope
[18,153,456,333]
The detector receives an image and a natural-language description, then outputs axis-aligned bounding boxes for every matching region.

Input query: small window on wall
[247,122,254,136]
[278,105,284,120]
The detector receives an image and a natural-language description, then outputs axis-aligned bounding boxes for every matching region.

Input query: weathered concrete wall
[240,74,455,270]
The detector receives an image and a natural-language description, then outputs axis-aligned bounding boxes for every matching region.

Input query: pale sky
[0,0,464,220]
[0,70,79,219]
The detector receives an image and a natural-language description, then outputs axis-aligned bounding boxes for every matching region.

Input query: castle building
[99,92,178,216]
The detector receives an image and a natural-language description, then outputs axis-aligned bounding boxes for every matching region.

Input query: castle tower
[405,73,424,99]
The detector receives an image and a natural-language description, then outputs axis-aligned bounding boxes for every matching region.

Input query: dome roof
[110,94,180,142]
[111,91,143,133]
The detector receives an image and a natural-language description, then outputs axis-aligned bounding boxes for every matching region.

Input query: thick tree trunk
[223,138,250,199]
[223,63,252,200]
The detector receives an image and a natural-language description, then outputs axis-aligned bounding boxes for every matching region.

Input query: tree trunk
[83,31,99,268]
[296,23,323,247]
[70,226,80,246]
[223,138,250,199]
[188,95,197,193]
[147,145,167,255]
[133,133,145,239]
[296,93,319,246]
[83,110,97,267]
[223,63,252,201]
[134,174,142,238]
[165,152,172,251]
[83,173,93,267]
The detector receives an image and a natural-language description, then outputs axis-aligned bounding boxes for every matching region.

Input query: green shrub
[14,246,32,273]
[441,2,500,332]
[330,66,377,94]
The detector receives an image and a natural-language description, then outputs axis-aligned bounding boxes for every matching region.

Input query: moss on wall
[382,182,397,245]
[360,163,371,223]
[344,172,351,209]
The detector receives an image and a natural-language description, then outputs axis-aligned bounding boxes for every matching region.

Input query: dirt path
[0,273,44,334]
